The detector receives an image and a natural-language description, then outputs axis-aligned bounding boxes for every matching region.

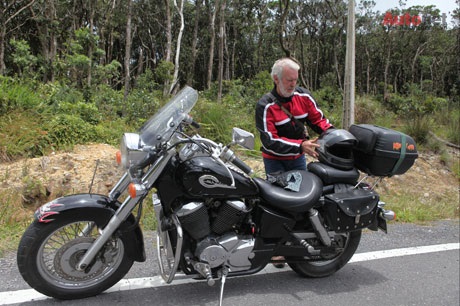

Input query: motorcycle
[17,86,418,304]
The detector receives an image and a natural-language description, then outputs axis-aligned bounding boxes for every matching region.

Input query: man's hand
[301,137,320,158]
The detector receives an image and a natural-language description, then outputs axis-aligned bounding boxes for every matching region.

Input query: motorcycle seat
[253,170,323,212]
[307,162,360,185]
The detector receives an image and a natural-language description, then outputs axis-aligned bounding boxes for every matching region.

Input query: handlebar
[182,114,201,129]
[231,156,253,175]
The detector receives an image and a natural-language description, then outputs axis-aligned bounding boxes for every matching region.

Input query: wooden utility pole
[342,0,355,129]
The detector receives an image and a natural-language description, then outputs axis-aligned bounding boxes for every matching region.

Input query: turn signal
[128,183,138,198]
[382,209,396,221]
[116,151,122,165]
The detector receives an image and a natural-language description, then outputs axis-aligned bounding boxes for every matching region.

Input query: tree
[0,0,36,75]
[205,0,218,89]
[217,0,227,102]
[123,0,133,100]
[169,0,185,94]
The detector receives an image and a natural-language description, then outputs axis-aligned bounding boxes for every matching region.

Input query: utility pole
[342,0,355,129]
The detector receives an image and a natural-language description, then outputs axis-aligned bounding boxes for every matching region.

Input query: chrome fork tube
[109,172,130,201]
[76,195,144,271]
[76,150,175,271]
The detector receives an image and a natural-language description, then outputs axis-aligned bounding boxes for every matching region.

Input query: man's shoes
[272,256,285,268]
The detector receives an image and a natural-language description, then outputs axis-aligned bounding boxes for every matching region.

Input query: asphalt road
[0,220,458,306]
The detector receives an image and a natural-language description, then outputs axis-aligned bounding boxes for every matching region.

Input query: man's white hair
[271,58,300,81]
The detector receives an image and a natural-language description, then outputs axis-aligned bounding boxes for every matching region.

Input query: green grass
[380,189,459,223]
[0,190,34,257]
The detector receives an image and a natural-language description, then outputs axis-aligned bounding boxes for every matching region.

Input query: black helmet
[316,129,357,170]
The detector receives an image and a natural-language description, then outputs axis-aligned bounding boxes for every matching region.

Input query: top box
[349,124,418,177]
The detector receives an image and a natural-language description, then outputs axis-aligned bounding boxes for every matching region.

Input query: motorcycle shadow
[26,265,388,306]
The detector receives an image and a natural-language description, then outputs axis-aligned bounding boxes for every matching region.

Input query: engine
[176,200,255,272]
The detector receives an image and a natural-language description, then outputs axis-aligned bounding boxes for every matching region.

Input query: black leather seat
[253,170,323,212]
[307,162,359,185]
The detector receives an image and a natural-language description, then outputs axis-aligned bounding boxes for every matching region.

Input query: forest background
[0,0,459,252]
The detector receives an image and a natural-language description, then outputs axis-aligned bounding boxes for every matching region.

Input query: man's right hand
[301,138,320,158]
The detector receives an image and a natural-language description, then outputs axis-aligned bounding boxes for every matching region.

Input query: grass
[380,190,459,223]
[0,190,34,257]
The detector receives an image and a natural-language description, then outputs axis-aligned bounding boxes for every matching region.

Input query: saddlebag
[323,187,379,232]
[349,124,418,177]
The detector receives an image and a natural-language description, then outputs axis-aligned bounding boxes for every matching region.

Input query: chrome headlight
[118,133,148,169]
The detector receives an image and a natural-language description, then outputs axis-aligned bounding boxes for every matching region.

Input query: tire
[288,230,362,278]
[17,215,134,300]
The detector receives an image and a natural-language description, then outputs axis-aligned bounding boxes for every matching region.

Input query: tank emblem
[198,175,235,189]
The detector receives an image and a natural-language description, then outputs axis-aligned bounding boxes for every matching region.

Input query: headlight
[118,133,148,169]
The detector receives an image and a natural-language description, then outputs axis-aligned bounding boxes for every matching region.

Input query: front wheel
[17,215,134,299]
[288,230,361,278]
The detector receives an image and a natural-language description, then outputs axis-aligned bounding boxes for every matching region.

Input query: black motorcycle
[17,86,418,304]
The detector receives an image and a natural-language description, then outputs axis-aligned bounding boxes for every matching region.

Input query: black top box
[349,124,418,177]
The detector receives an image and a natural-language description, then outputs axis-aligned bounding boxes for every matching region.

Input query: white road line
[1,242,458,305]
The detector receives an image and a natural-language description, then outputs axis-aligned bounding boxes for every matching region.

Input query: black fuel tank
[177,157,258,197]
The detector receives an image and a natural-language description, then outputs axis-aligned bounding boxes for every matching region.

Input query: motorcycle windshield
[139,86,198,146]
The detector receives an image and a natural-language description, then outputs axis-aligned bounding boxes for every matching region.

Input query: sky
[373,0,458,14]
[372,0,459,26]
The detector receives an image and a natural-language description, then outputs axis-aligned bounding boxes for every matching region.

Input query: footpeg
[194,262,215,286]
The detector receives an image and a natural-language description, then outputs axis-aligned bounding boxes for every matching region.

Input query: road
[0,220,458,306]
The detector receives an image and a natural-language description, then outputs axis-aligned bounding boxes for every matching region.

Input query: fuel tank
[177,157,259,197]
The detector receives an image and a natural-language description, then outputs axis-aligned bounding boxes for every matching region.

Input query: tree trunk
[206,0,217,90]
[278,0,291,58]
[123,0,133,101]
[163,0,172,96]
[169,0,185,94]
[217,0,226,102]
[0,26,6,75]
[87,0,95,88]
[187,0,201,86]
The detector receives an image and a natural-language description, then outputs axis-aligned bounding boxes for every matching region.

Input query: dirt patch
[0,144,124,210]
[0,143,458,214]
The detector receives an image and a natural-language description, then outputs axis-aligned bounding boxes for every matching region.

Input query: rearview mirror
[232,127,255,150]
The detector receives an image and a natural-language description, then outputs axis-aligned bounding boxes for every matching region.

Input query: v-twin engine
[176,200,254,272]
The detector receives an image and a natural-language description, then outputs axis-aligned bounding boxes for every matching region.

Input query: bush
[91,84,124,120]
[55,101,102,124]
[403,115,432,144]
[0,110,51,161]
[446,108,459,145]
[0,77,42,114]
[44,114,94,149]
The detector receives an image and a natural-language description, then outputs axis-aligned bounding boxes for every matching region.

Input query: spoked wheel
[288,230,362,278]
[17,216,133,299]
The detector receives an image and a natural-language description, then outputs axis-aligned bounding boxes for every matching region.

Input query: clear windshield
[139,86,198,146]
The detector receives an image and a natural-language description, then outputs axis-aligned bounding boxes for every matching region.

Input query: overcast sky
[372,0,458,15]
[372,0,459,26]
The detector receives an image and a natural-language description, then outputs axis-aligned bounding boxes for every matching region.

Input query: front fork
[76,149,175,271]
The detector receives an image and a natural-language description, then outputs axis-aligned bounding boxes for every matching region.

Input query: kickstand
[218,267,229,306]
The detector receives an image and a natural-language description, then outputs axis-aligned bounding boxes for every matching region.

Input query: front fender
[34,193,146,262]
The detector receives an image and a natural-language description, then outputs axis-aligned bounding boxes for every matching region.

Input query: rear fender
[34,193,146,262]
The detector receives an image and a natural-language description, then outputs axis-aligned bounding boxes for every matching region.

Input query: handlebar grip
[232,156,253,175]
[191,120,201,129]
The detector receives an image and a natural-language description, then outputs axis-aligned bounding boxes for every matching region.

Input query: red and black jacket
[255,86,333,160]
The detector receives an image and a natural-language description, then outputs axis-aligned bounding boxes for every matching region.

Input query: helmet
[316,129,357,170]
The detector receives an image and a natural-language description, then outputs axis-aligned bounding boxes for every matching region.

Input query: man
[255,58,333,176]
[255,58,333,268]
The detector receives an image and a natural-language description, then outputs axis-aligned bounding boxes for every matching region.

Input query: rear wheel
[17,215,134,299]
[288,230,361,278]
